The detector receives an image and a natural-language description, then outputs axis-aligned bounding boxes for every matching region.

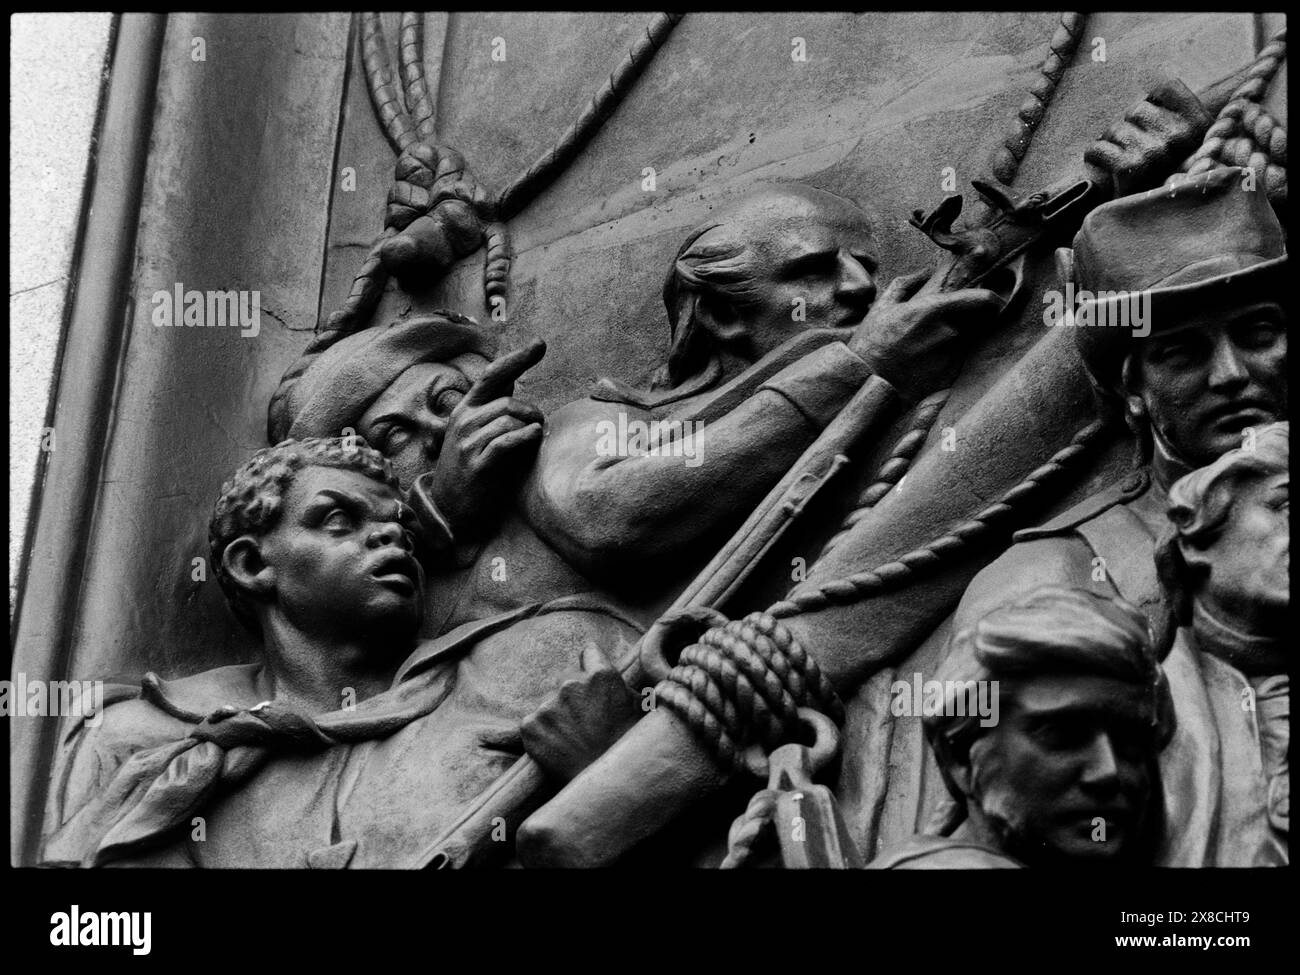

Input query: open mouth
[369,552,420,596]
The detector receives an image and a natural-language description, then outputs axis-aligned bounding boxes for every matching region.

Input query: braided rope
[361,12,417,153]
[696,630,799,742]
[815,387,953,564]
[678,641,784,747]
[988,12,1089,186]
[399,12,438,144]
[483,221,511,306]
[321,227,396,335]
[349,12,682,320]
[742,613,843,723]
[719,788,780,868]
[653,612,844,777]
[767,418,1109,618]
[1179,29,1287,197]
[495,12,685,219]
[656,680,749,771]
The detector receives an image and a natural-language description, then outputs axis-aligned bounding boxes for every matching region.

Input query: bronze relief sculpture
[14,13,1288,876]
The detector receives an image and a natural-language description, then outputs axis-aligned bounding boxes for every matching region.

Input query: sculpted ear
[692,292,747,342]
[222,535,275,601]
[1174,538,1214,582]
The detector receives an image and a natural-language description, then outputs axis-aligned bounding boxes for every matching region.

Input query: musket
[412,46,1282,867]
[411,166,1105,869]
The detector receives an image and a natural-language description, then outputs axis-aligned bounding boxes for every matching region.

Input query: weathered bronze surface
[12,12,1288,870]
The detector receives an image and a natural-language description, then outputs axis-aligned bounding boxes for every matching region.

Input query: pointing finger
[463,339,547,407]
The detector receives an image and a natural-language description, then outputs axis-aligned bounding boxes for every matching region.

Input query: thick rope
[653,612,844,778]
[987,12,1089,186]
[399,12,438,144]
[483,222,511,307]
[361,12,417,153]
[720,788,780,868]
[768,418,1109,618]
[815,387,953,564]
[349,12,682,321]
[495,12,685,220]
[321,227,396,335]
[1178,28,1286,199]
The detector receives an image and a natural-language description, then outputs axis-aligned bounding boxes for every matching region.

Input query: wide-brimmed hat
[1058,166,1286,390]
[267,311,498,442]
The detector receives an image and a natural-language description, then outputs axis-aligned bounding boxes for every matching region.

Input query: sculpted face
[1130,299,1286,466]
[965,673,1159,865]
[358,361,472,488]
[697,186,878,359]
[257,466,423,641]
[1197,469,1289,631]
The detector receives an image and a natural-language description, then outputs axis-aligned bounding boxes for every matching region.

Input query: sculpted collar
[1150,428,1196,493]
[1191,599,1284,674]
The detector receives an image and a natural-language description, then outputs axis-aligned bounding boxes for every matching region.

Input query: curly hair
[1155,421,1288,625]
[209,437,399,631]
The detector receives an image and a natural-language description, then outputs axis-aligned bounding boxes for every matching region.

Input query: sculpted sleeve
[521,339,880,575]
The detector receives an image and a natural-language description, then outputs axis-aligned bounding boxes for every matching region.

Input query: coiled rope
[1177,28,1287,199]
[654,612,844,778]
[338,11,684,330]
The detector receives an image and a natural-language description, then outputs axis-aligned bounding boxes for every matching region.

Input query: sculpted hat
[1057,165,1286,391]
[267,311,498,442]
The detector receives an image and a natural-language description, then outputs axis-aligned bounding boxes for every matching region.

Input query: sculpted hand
[850,272,1002,401]
[1084,79,1213,197]
[413,339,546,540]
[521,643,641,782]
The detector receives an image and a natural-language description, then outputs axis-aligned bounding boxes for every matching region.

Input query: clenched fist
[521,643,641,782]
[849,271,1003,401]
[1084,79,1213,198]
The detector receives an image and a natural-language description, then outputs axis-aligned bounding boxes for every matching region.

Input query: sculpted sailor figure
[1153,420,1288,865]
[517,183,1002,609]
[952,165,1286,864]
[870,587,1175,868]
[211,184,998,861]
[271,188,1000,639]
[718,587,1176,868]
[269,187,1003,664]
[39,437,641,867]
[43,438,428,865]
[956,165,1286,641]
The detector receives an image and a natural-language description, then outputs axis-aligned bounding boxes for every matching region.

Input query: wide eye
[323,509,354,533]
